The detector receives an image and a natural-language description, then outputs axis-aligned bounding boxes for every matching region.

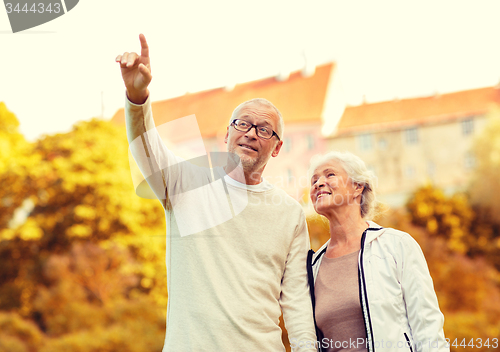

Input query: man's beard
[227,146,263,175]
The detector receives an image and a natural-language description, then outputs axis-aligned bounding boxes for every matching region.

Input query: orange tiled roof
[111,63,334,138]
[335,86,500,136]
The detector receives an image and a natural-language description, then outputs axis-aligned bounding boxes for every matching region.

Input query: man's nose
[244,126,258,139]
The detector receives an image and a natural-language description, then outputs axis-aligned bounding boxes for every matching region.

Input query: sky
[1,0,500,141]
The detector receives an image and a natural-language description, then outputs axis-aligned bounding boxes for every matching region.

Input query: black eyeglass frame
[230,119,281,141]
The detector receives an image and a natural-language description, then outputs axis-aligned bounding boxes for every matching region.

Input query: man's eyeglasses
[230,119,280,141]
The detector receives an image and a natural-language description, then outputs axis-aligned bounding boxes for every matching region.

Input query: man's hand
[115,34,152,105]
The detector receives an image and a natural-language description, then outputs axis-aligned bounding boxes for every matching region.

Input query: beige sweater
[125,96,317,352]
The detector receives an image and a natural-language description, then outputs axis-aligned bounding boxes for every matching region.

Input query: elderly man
[116,34,317,352]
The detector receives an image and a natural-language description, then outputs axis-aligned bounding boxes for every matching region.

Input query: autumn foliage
[0,102,166,351]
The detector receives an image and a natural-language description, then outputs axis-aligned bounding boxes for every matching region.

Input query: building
[328,86,500,206]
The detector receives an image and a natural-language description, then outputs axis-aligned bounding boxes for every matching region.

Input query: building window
[404,165,416,179]
[357,134,373,151]
[404,128,418,145]
[462,118,474,135]
[283,137,292,153]
[306,134,315,150]
[465,151,476,169]
[378,138,388,150]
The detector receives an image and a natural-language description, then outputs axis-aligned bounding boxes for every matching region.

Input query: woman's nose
[315,176,326,188]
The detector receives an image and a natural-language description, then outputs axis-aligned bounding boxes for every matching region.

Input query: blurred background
[2,1,500,351]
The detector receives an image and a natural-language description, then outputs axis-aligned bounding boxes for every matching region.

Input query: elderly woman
[306,151,448,352]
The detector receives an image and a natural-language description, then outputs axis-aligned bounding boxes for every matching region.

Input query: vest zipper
[404,333,414,352]
[359,229,375,352]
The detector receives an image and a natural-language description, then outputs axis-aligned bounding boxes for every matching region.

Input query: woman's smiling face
[310,159,361,216]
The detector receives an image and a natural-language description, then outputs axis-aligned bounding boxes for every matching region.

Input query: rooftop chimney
[275,71,290,82]
[301,51,316,77]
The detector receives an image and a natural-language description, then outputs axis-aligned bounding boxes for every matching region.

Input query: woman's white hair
[309,151,378,220]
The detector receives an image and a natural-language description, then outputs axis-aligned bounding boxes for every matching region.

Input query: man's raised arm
[115,34,172,209]
[116,35,212,212]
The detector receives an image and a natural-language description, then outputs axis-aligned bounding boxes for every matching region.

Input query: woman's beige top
[315,250,368,352]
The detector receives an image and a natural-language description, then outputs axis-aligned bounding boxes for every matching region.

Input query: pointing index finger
[139,33,149,58]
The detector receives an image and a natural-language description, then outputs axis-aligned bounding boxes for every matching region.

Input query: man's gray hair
[309,151,378,220]
[229,98,285,139]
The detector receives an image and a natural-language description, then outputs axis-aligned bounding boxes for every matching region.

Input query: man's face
[224,102,283,178]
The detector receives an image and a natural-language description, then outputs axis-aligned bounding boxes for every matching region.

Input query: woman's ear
[354,183,364,198]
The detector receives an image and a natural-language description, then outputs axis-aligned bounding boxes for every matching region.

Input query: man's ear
[271,140,283,157]
[224,126,229,144]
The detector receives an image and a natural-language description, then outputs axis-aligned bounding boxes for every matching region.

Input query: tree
[469,106,500,217]
[467,107,500,269]
[0,103,168,350]
[407,185,474,254]
[306,213,330,251]
[0,311,44,352]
